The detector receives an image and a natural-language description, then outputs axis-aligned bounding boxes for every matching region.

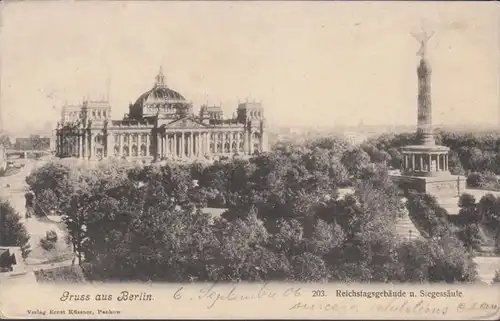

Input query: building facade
[55,67,268,162]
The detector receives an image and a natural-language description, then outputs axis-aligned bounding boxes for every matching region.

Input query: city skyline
[1,1,498,134]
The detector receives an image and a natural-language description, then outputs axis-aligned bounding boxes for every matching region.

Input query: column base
[390,174,466,199]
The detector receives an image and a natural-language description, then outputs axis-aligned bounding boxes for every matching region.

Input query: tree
[457,193,480,223]
[477,194,500,253]
[23,136,482,284]
[0,135,12,149]
[341,147,371,180]
[25,161,72,214]
[0,199,31,258]
[406,192,451,238]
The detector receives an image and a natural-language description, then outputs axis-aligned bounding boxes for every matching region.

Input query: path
[0,158,74,275]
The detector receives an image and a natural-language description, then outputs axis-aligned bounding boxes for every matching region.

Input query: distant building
[55,67,268,161]
[14,135,51,151]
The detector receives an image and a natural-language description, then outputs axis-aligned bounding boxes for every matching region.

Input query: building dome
[128,67,191,119]
[134,86,186,104]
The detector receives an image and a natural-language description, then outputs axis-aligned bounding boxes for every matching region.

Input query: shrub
[46,230,58,242]
[40,236,56,251]
[34,265,86,283]
[492,270,500,284]
[0,199,31,258]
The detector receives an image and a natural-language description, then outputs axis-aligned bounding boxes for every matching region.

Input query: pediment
[160,116,208,129]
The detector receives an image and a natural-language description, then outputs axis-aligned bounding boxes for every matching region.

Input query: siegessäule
[420,290,463,299]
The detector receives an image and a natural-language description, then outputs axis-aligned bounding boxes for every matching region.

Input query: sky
[0,1,498,134]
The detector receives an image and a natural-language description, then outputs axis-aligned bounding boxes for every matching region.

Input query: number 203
[312,290,326,297]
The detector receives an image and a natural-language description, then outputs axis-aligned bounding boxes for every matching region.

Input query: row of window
[65,109,108,120]
[112,142,262,157]
[111,132,262,143]
[249,110,263,118]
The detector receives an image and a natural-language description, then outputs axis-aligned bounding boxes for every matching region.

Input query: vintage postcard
[0,0,499,319]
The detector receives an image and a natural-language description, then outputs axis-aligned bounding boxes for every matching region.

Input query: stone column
[204,132,208,156]
[428,154,432,172]
[218,132,222,154]
[203,133,206,155]
[193,132,197,157]
[445,154,448,171]
[88,132,94,160]
[76,132,82,158]
[249,131,254,155]
[181,132,185,158]
[223,132,225,154]
[192,132,195,157]
[160,135,164,158]
[197,133,201,157]
[193,133,197,157]
[174,133,178,157]
[165,134,170,157]
[236,133,241,153]
[214,133,217,154]
[119,134,124,157]
[244,130,249,155]
[105,133,111,158]
[146,134,150,157]
[419,155,423,171]
[189,132,192,157]
[206,132,210,155]
[156,132,161,158]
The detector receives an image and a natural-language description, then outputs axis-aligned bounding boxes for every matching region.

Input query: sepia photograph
[0,0,499,319]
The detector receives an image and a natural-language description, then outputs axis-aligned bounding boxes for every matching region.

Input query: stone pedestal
[391,173,466,199]
[392,144,466,199]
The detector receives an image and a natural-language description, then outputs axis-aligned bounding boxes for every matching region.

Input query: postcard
[0,0,499,319]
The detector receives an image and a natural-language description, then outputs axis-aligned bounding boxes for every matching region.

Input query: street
[0,158,73,271]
